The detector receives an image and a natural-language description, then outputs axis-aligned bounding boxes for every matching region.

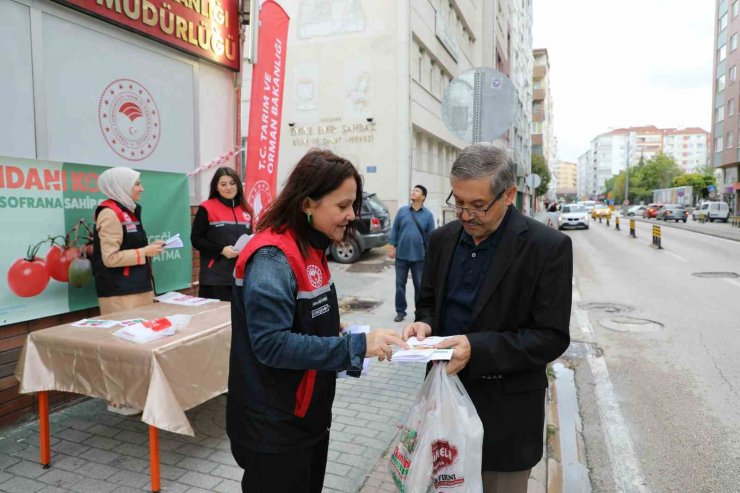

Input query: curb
[546,365,564,493]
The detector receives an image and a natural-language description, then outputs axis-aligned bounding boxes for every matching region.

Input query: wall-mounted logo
[98,79,160,161]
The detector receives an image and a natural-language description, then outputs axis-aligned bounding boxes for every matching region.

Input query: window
[734,1,739,17]
[718,74,727,92]
[733,34,739,51]
[732,65,737,82]
[719,44,727,62]
[715,136,724,152]
[715,105,724,122]
[727,132,734,149]
[729,99,736,116]
[720,13,729,31]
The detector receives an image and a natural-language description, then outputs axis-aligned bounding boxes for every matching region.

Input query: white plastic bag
[113,314,191,344]
[389,363,484,493]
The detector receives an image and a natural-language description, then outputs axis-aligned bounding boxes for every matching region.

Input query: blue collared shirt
[441,208,511,336]
[389,205,435,262]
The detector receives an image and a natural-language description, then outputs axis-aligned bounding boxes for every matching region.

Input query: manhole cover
[578,302,634,314]
[338,297,382,312]
[346,263,386,273]
[692,272,740,279]
[563,341,603,359]
[599,316,664,333]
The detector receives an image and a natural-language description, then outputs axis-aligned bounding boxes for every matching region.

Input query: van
[582,200,596,212]
[696,201,729,222]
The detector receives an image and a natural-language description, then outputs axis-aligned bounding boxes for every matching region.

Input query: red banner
[51,0,240,71]
[244,1,289,220]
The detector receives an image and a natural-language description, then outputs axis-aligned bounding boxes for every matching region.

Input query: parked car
[627,205,646,217]
[557,204,589,230]
[656,204,687,222]
[591,204,611,219]
[643,203,663,219]
[329,192,391,263]
[582,200,596,213]
[694,201,730,222]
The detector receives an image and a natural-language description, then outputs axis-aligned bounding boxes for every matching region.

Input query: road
[567,218,740,492]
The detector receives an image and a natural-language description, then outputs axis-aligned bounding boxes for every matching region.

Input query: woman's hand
[142,240,165,257]
[221,246,238,259]
[365,329,409,362]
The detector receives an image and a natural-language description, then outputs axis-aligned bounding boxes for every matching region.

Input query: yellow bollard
[615,216,620,231]
[629,219,636,238]
[651,225,662,249]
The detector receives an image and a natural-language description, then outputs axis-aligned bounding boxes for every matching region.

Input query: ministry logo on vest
[98,79,161,161]
[307,265,323,289]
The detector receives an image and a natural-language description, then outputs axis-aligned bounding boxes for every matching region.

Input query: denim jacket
[242,245,367,371]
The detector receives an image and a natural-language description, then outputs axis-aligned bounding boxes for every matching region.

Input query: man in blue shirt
[388,185,435,322]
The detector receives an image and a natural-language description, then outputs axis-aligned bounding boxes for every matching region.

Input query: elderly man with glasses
[403,142,572,493]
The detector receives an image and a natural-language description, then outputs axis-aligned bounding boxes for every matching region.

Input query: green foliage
[605,153,684,203]
[673,173,717,199]
[531,154,551,197]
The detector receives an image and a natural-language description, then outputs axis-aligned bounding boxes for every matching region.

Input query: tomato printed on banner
[98,79,161,161]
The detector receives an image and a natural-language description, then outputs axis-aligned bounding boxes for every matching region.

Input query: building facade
[556,160,577,198]
[242,0,534,221]
[578,125,709,199]
[712,0,740,211]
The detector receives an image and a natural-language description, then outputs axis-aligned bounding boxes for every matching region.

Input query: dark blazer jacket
[416,206,572,471]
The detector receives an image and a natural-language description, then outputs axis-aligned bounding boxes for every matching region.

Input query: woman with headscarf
[191,167,253,302]
[92,167,165,415]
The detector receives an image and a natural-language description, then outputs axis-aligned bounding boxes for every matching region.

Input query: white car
[694,201,730,222]
[627,205,646,217]
[558,204,590,230]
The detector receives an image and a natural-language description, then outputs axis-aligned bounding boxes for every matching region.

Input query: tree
[634,153,682,191]
[530,154,551,197]
[673,173,717,199]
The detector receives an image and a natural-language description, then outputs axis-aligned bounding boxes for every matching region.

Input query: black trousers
[232,435,329,493]
[198,284,233,302]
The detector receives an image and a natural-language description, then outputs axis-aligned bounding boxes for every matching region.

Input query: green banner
[0,156,192,325]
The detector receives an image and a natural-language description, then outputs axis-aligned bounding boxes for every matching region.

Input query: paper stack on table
[113,314,191,344]
[155,291,219,306]
[392,336,454,363]
[71,319,120,329]
[164,234,183,249]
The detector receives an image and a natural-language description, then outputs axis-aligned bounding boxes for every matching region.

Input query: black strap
[409,209,429,248]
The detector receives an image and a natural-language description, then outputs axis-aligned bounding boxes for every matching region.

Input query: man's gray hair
[450,142,517,195]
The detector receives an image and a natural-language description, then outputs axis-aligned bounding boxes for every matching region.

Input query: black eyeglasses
[445,189,506,216]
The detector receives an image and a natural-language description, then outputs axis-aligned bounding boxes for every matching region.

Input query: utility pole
[623,132,630,213]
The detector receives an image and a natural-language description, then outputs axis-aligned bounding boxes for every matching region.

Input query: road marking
[574,288,650,492]
[724,278,740,289]
[664,250,688,262]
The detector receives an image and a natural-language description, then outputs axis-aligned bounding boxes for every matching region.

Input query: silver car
[558,204,590,230]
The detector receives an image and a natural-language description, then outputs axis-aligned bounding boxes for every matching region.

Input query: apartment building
[242,0,535,219]
[711,0,740,211]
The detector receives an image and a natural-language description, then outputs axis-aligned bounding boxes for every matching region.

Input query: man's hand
[435,336,471,375]
[402,322,432,341]
[365,329,410,362]
[387,246,396,260]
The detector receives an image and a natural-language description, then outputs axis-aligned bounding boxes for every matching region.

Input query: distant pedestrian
[547,201,559,227]
[388,185,435,323]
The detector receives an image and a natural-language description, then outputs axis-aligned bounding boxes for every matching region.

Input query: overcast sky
[532,0,715,162]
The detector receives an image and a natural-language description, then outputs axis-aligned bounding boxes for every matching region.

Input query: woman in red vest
[92,166,165,415]
[228,150,408,493]
[191,167,253,301]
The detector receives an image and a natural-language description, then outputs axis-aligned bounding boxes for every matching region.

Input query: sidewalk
[0,244,561,492]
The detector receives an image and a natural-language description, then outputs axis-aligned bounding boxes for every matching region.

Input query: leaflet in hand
[154,291,219,306]
[164,233,183,249]
[392,336,454,363]
[233,234,254,253]
[338,325,371,378]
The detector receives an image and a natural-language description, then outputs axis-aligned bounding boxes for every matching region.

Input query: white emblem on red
[247,180,272,219]
[307,265,323,289]
[98,79,160,161]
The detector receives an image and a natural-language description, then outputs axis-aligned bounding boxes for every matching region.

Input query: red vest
[198,198,251,286]
[230,228,340,452]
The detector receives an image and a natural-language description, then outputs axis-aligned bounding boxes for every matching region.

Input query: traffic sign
[525,174,541,189]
